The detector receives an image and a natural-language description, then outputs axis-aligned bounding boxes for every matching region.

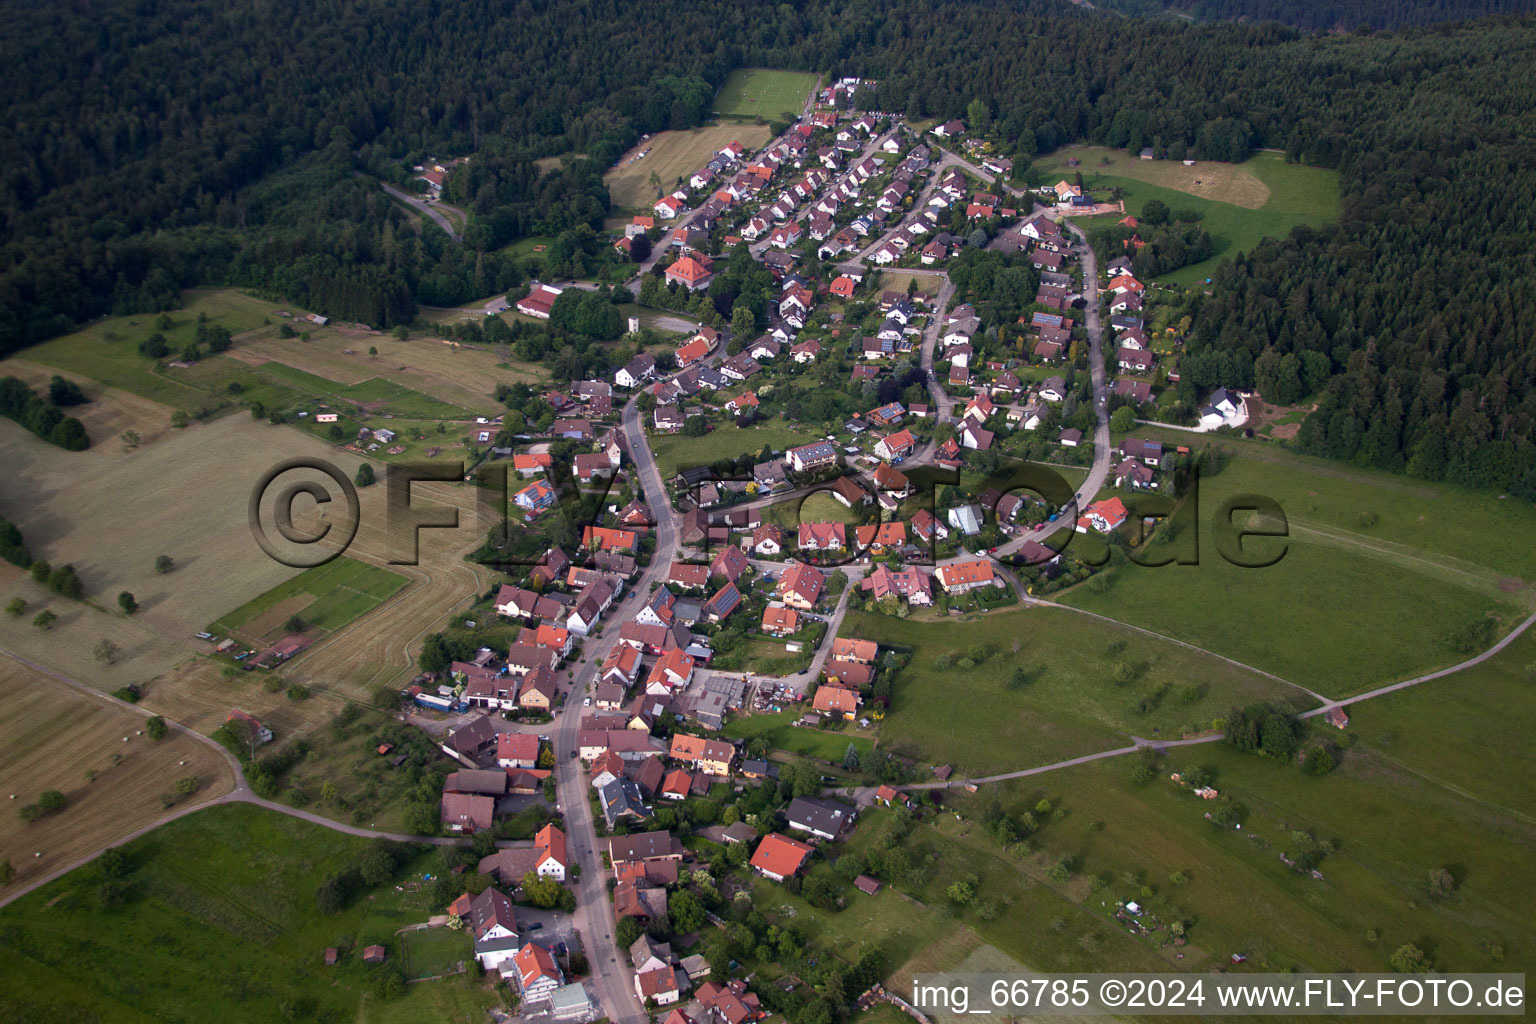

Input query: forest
[2,0,1535,492]
[1097,0,1536,30]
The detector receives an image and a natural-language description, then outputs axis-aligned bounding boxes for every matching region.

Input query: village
[213,90,1259,1022]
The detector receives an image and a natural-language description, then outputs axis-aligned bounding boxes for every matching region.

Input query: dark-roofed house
[599,777,651,826]
[608,830,685,871]
[786,796,857,840]
[442,792,496,833]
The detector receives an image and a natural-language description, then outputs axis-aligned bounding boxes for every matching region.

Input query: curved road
[380,182,464,243]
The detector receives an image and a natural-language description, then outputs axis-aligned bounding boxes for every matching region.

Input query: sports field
[713,68,820,120]
[605,123,773,210]
[209,556,409,643]
[1044,148,1339,284]
[400,924,471,980]
[0,656,234,892]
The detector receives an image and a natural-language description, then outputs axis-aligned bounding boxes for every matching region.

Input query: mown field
[0,413,354,686]
[1046,148,1339,285]
[605,123,773,210]
[0,803,500,1022]
[1060,441,1533,696]
[648,421,820,479]
[209,556,409,644]
[4,287,541,426]
[846,606,1305,776]
[0,656,234,893]
[713,68,819,120]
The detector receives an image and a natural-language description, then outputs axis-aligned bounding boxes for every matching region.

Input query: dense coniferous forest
[1098,0,1536,31]
[2,0,1535,491]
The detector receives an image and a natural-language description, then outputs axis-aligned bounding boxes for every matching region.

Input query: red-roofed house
[778,564,825,610]
[516,284,564,319]
[666,256,714,292]
[512,943,563,1003]
[936,559,997,593]
[1076,497,1129,534]
[496,732,540,769]
[874,429,916,462]
[750,833,814,882]
[534,823,568,881]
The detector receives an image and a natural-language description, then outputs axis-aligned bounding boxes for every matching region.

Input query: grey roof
[599,778,649,825]
[787,796,857,837]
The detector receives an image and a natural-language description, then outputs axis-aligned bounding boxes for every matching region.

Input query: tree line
[3,1,1536,489]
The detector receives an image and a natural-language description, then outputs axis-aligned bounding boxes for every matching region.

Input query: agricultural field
[0,803,496,1022]
[713,68,819,120]
[1059,442,1533,695]
[1042,148,1339,284]
[6,287,541,427]
[844,606,1306,777]
[0,655,234,895]
[0,413,358,686]
[605,123,773,210]
[209,556,409,645]
[648,421,819,479]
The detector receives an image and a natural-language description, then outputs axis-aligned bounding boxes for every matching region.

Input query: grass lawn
[792,491,864,526]
[209,556,409,643]
[844,605,1306,776]
[709,624,825,676]
[7,289,283,414]
[842,626,1536,981]
[1057,446,1531,696]
[874,271,942,297]
[944,648,1536,976]
[648,421,820,479]
[713,68,820,120]
[606,123,774,210]
[0,803,448,1023]
[357,978,500,1024]
[400,924,472,980]
[1044,148,1339,285]
[724,709,875,761]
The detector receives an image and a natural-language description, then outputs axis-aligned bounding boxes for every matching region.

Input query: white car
[583,697,591,706]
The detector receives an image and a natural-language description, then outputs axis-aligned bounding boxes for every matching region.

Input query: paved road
[380,182,464,242]
[996,222,1114,555]
[916,273,959,420]
[540,383,687,1024]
